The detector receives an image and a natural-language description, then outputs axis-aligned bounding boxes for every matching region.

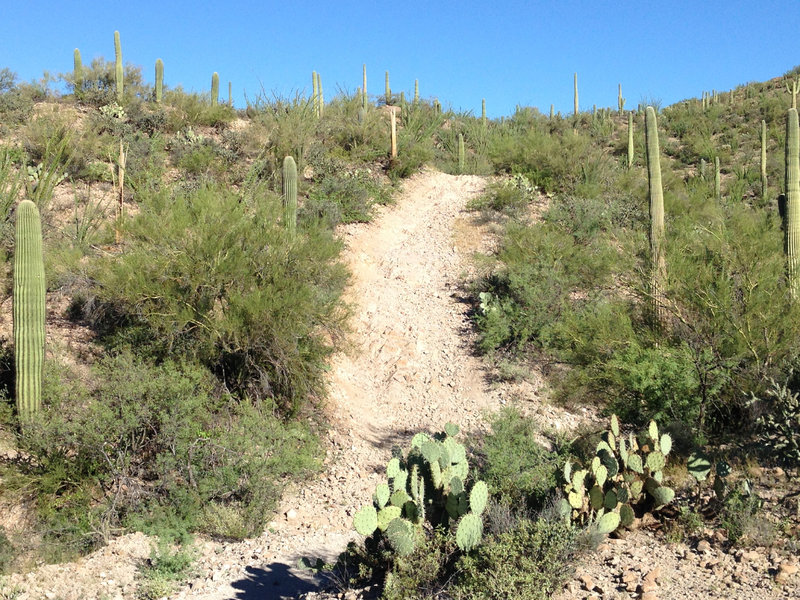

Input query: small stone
[644,566,662,583]
[622,570,639,585]
[697,540,711,553]
[779,561,799,576]
[286,509,298,520]
[579,574,595,591]
[641,594,659,600]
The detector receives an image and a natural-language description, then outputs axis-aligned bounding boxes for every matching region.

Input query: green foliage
[750,377,800,466]
[453,514,577,600]
[137,539,197,600]
[478,408,562,508]
[87,183,348,412]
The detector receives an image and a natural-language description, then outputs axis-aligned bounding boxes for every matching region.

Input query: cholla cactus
[560,415,675,535]
[353,423,486,554]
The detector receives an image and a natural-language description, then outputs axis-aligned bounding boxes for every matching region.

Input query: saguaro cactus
[211,72,219,106]
[414,79,419,104]
[13,200,45,420]
[785,108,800,298]
[283,156,297,239]
[627,111,634,168]
[761,119,768,200]
[458,133,465,174]
[312,71,319,115]
[228,81,232,107]
[645,106,666,327]
[362,64,368,108]
[114,31,123,102]
[574,72,579,116]
[786,78,798,110]
[550,104,554,119]
[73,49,83,94]
[481,99,487,128]
[618,83,626,115]
[317,72,324,116]
[385,71,391,105]
[154,59,164,103]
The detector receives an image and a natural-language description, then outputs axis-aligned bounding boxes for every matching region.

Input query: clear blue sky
[2,1,799,118]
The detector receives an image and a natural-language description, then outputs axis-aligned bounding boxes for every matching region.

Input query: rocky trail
[3,169,798,600]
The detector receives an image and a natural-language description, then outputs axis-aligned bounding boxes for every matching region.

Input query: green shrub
[87,183,348,412]
[453,514,577,600]
[479,408,562,509]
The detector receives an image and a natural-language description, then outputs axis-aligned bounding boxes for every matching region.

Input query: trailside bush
[10,351,321,555]
[88,183,348,413]
[453,514,577,600]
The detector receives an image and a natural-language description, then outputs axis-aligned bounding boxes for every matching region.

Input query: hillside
[1,60,799,599]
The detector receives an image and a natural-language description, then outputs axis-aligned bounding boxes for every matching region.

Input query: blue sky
[2,1,799,118]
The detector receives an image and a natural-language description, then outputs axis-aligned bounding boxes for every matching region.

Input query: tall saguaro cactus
[618,83,625,115]
[574,72,579,116]
[414,79,419,104]
[385,71,391,105]
[228,81,232,107]
[155,59,163,103]
[458,133,465,174]
[13,200,45,420]
[283,156,297,239]
[481,99,487,128]
[317,72,324,116]
[645,106,666,327]
[627,111,634,168]
[211,72,219,106]
[786,78,798,110]
[785,108,800,299]
[73,48,83,94]
[362,64,368,108]
[114,31,123,102]
[761,119,768,201]
[312,71,319,115]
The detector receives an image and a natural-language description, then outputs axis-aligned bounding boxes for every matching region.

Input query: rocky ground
[2,169,798,600]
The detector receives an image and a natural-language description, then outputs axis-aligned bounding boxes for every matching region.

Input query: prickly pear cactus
[562,415,675,535]
[352,423,486,556]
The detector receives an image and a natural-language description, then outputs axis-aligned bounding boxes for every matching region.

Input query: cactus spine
[114,31,123,102]
[73,48,82,94]
[627,111,634,169]
[385,71,391,105]
[574,72,579,116]
[645,106,665,327]
[786,108,800,299]
[761,119,768,201]
[13,200,45,420]
[283,156,297,239]
[714,156,721,200]
[458,133,465,174]
[211,72,219,106]
[155,59,163,103]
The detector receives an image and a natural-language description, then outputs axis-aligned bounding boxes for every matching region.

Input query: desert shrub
[320,94,388,164]
[86,183,348,412]
[163,87,236,130]
[249,92,319,175]
[750,376,800,467]
[466,174,537,216]
[304,168,390,226]
[478,408,562,509]
[0,68,35,126]
[452,512,577,600]
[72,58,149,107]
[4,351,321,562]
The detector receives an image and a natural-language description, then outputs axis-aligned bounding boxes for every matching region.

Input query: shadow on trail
[229,563,323,599]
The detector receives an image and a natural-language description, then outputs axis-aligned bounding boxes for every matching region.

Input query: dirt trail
[178,169,557,599]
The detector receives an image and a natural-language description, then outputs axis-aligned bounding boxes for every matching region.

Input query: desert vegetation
[0,33,798,599]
